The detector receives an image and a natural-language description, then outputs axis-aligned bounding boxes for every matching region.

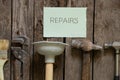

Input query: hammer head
[112,42,120,50]
[105,42,120,53]
[12,35,29,47]
[80,40,93,51]
[72,40,102,52]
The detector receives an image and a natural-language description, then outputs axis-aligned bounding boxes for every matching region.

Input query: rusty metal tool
[33,41,68,80]
[0,39,9,80]
[104,42,120,80]
[11,35,30,80]
[72,40,102,80]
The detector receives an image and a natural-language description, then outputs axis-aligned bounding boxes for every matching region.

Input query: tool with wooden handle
[72,40,102,80]
[0,39,9,80]
[104,42,120,80]
[33,41,67,80]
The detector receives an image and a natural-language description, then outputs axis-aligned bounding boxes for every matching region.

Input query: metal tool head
[12,35,30,46]
[72,40,102,52]
[104,42,120,53]
[112,42,120,50]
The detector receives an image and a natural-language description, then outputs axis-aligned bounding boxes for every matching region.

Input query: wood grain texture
[65,0,94,80]
[33,0,45,80]
[65,39,82,80]
[33,0,65,80]
[93,0,120,80]
[0,0,11,80]
[0,0,11,39]
[14,60,22,80]
[12,0,34,80]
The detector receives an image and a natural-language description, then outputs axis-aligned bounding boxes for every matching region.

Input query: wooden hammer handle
[45,63,53,80]
[82,53,91,80]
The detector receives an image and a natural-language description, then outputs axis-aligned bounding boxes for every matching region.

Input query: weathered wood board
[0,0,11,80]
[94,0,120,80]
[0,0,120,80]
[65,0,94,80]
[33,0,45,80]
[12,0,34,80]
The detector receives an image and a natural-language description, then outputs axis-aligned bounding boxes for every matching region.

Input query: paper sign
[44,7,87,37]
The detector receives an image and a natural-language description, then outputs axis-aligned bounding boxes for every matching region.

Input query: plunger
[33,41,67,80]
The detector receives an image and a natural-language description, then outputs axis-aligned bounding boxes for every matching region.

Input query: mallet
[0,39,9,80]
[33,41,67,80]
[72,40,102,80]
[104,42,120,80]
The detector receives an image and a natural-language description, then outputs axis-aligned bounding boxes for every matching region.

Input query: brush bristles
[0,39,9,50]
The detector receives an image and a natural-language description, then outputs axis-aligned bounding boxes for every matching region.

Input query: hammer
[72,40,102,80]
[104,42,120,80]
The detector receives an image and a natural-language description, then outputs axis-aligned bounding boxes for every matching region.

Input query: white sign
[44,7,87,37]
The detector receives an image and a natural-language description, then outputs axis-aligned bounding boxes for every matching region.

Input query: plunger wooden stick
[46,63,53,80]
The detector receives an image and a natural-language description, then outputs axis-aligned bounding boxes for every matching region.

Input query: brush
[0,39,9,80]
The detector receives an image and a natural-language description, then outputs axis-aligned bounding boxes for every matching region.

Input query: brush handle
[45,63,53,80]
[0,60,7,80]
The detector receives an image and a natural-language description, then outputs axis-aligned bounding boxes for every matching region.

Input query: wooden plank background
[0,0,120,80]
[93,0,120,80]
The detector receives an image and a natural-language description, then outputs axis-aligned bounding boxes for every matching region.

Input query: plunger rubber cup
[33,41,68,63]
